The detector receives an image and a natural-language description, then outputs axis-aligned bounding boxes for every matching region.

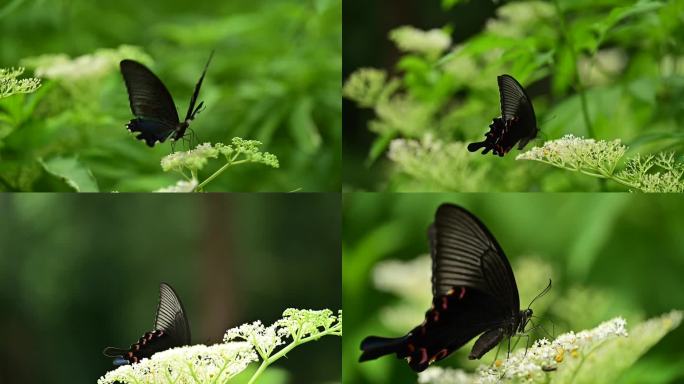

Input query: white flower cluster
[389,26,452,56]
[418,367,472,384]
[161,142,219,172]
[419,317,629,384]
[373,255,431,304]
[155,178,198,193]
[516,134,626,175]
[0,67,41,98]
[24,45,150,81]
[224,320,286,357]
[342,68,389,108]
[388,135,487,191]
[97,342,257,384]
[161,139,279,173]
[224,308,342,359]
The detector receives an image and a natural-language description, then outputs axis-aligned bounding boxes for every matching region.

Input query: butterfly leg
[489,339,504,367]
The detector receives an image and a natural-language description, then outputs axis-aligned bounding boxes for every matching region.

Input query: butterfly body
[468,74,538,156]
[103,283,191,365]
[120,52,213,147]
[360,204,535,372]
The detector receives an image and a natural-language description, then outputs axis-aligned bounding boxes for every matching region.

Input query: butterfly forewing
[430,204,519,311]
[120,60,180,125]
[498,74,537,140]
[184,51,214,121]
[155,283,191,346]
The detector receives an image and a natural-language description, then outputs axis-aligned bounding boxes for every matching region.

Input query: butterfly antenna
[527,279,552,309]
[191,101,206,119]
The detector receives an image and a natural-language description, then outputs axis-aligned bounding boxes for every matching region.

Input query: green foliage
[39,155,98,192]
[0,0,340,191]
[518,135,684,192]
[343,0,684,191]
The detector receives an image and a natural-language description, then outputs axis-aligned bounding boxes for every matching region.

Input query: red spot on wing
[418,348,428,365]
[434,348,449,361]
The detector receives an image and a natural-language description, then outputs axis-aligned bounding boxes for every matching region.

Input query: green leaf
[366,130,397,166]
[551,311,682,384]
[288,97,321,153]
[40,156,99,192]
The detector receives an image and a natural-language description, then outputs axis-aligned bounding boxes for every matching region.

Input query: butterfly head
[518,308,533,333]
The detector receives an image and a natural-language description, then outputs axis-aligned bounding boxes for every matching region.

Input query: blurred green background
[343,194,684,383]
[343,0,684,191]
[0,0,341,191]
[0,194,341,383]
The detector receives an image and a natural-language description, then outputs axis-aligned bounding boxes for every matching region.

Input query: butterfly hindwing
[102,283,191,365]
[401,287,510,371]
[468,74,538,156]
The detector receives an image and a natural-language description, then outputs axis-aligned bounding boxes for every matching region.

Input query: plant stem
[552,0,595,138]
[531,158,641,190]
[247,326,341,384]
[194,159,248,191]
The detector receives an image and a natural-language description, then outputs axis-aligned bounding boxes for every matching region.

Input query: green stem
[194,159,248,191]
[552,0,594,138]
[529,158,642,190]
[247,326,341,384]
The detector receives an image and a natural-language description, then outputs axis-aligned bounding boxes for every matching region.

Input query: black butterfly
[468,74,538,157]
[359,204,550,372]
[103,283,191,365]
[120,52,213,147]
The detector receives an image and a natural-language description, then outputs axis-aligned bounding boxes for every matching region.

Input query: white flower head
[155,178,198,193]
[390,26,452,56]
[224,320,285,357]
[516,134,627,174]
[161,142,219,172]
[24,45,150,81]
[224,308,341,359]
[0,67,41,98]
